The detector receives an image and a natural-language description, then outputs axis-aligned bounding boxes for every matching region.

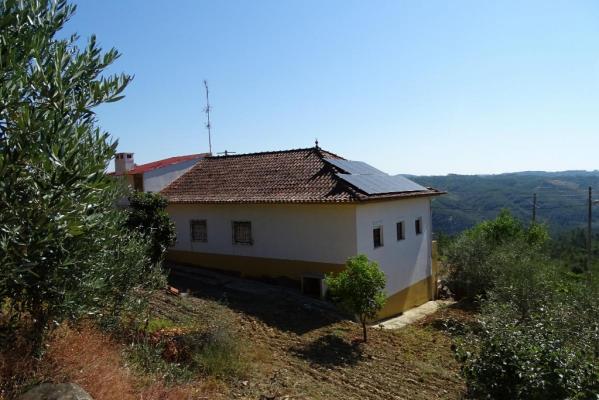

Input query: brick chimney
[115,152,134,174]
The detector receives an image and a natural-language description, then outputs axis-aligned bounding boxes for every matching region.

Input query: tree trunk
[361,317,367,342]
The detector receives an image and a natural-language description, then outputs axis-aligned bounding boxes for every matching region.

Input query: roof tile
[161,147,442,203]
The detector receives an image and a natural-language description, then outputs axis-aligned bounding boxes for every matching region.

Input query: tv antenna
[203,80,212,155]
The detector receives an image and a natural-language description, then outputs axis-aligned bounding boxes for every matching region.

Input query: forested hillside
[411,171,599,235]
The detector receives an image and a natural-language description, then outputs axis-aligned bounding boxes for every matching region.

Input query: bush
[125,319,246,382]
[325,255,387,342]
[445,210,548,299]
[461,301,599,399]
[126,192,176,266]
[452,215,599,399]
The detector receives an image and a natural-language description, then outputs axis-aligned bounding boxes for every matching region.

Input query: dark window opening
[373,226,383,248]
[396,221,405,240]
[190,220,207,242]
[415,218,422,235]
[233,221,253,245]
[302,276,322,298]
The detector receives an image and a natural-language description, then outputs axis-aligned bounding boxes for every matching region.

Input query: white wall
[144,159,199,193]
[168,203,357,264]
[355,197,432,295]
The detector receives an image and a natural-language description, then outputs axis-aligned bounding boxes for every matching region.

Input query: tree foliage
[0,0,162,351]
[449,213,599,398]
[444,210,549,299]
[126,191,176,266]
[325,255,386,342]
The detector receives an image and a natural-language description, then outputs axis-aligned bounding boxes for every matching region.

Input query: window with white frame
[233,221,253,245]
[396,221,405,240]
[190,220,207,242]
[373,226,383,248]
[415,217,422,235]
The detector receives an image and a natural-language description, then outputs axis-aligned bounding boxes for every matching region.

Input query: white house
[111,152,208,193]
[161,146,444,318]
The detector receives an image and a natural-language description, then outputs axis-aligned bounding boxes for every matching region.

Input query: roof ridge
[206,147,323,159]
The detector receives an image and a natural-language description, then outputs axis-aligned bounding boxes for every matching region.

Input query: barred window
[233,221,252,245]
[190,220,207,242]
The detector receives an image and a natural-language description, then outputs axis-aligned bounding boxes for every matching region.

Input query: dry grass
[1,323,224,400]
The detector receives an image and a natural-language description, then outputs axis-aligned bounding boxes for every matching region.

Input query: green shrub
[461,301,599,399]
[126,192,176,266]
[445,210,548,299]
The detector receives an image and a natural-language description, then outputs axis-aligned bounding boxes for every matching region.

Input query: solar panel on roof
[336,173,427,194]
[324,158,386,175]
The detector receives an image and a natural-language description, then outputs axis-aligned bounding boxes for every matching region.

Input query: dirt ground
[4,270,468,400]
[153,269,467,400]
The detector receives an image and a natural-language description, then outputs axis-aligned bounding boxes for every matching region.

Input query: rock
[18,383,93,400]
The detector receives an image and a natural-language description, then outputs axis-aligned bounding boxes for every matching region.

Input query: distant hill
[409,171,599,236]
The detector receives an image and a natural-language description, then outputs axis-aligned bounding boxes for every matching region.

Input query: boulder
[18,383,93,400]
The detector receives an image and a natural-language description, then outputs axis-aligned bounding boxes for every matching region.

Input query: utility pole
[532,193,537,225]
[203,80,212,155]
[588,186,592,270]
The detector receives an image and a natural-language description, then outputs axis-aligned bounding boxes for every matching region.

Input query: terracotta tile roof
[111,153,208,176]
[161,147,443,204]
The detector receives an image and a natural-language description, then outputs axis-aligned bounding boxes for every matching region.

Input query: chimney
[115,152,135,174]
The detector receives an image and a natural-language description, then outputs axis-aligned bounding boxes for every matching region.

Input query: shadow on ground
[291,334,364,367]
[168,267,345,335]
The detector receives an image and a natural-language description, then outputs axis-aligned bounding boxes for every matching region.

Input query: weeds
[124,311,247,384]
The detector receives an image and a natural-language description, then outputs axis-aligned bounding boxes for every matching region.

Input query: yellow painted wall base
[168,249,437,320]
[377,275,435,320]
[167,249,345,280]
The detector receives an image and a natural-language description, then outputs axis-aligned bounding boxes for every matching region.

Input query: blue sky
[66,1,599,175]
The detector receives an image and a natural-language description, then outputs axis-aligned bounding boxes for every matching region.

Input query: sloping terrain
[158,270,466,399]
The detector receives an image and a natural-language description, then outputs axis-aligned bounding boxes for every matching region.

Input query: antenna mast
[203,80,212,155]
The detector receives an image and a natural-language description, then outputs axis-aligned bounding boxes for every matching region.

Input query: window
[233,221,253,245]
[126,154,132,158]
[190,220,207,242]
[415,217,422,235]
[302,276,323,298]
[373,226,383,248]
[396,221,405,240]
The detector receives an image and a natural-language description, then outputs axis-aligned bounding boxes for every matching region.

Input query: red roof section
[112,153,208,176]
[161,147,443,204]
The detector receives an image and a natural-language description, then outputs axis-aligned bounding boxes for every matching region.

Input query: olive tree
[325,255,387,342]
[0,0,161,351]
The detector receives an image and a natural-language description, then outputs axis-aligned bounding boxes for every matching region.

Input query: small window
[415,217,422,235]
[396,221,405,240]
[373,226,383,248]
[126,154,132,158]
[233,221,253,245]
[190,220,207,242]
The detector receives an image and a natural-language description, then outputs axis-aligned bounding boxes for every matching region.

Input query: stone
[18,383,93,400]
